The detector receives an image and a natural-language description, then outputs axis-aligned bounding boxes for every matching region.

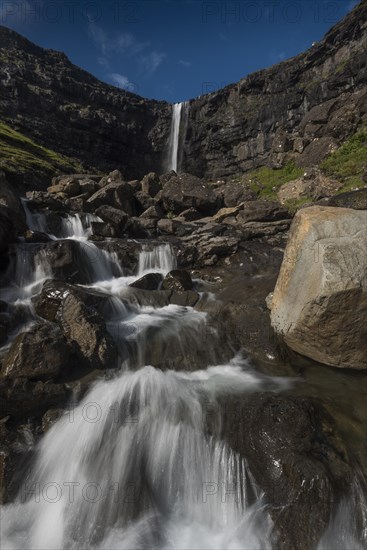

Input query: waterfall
[167,102,183,172]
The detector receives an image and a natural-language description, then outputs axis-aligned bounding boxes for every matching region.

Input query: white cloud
[109,73,132,89]
[88,21,148,57]
[88,21,166,77]
[179,59,192,68]
[140,51,167,75]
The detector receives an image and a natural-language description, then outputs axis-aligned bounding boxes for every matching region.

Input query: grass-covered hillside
[0,121,87,189]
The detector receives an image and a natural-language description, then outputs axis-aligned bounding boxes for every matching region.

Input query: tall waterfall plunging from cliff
[167,102,189,173]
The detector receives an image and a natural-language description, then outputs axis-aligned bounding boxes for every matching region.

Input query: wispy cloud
[140,51,167,75]
[179,59,192,68]
[109,73,133,90]
[88,22,148,57]
[88,21,166,76]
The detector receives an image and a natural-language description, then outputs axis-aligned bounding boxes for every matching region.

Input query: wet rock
[0,377,70,419]
[42,408,64,432]
[2,322,73,381]
[220,393,353,550]
[34,240,82,283]
[160,173,222,216]
[58,292,118,370]
[127,288,172,309]
[162,270,193,292]
[23,230,51,243]
[141,172,161,197]
[87,181,136,216]
[270,206,367,369]
[129,273,163,291]
[170,291,200,307]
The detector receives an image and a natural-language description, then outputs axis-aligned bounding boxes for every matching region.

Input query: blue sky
[0,0,360,102]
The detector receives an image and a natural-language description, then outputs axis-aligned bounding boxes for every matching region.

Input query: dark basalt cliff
[0,0,366,185]
[0,26,172,180]
[181,0,367,178]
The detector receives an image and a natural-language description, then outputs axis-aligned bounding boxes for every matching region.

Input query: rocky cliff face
[0,1,366,186]
[182,0,367,178]
[0,26,172,181]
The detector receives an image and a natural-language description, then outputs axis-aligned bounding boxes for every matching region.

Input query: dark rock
[236,200,291,224]
[217,181,257,207]
[58,292,118,370]
[25,191,66,212]
[162,270,193,292]
[90,221,116,238]
[220,393,353,550]
[141,172,161,197]
[160,173,222,215]
[128,180,142,192]
[0,170,26,232]
[48,176,80,197]
[0,377,70,420]
[2,322,73,381]
[94,205,130,233]
[23,229,51,243]
[79,178,98,195]
[157,218,179,234]
[159,170,177,185]
[140,204,164,219]
[0,206,16,270]
[178,208,203,221]
[316,188,367,210]
[129,273,163,291]
[135,191,156,211]
[87,181,137,216]
[34,240,82,283]
[42,408,64,432]
[99,170,124,187]
[170,290,200,307]
[126,288,172,309]
[66,192,90,212]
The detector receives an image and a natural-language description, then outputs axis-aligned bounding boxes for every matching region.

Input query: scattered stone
[87,181,136,216]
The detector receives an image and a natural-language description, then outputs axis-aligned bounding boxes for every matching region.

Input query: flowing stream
[0,204,366,549]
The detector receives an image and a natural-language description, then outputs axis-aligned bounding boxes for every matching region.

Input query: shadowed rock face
[0,1,366,186]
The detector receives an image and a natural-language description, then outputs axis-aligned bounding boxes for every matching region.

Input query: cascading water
[167,102,183,172]
[1,200,366,550]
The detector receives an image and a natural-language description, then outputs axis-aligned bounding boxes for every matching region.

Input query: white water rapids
[0,204,365,549]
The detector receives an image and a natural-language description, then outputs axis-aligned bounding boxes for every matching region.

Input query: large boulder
[219,393,353,550]
[160,173,221,215]
[236,200,290,224]
[270,206,367,369]
[316,188,367,210]
[2,322,73,381]
[216,181,257,207]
